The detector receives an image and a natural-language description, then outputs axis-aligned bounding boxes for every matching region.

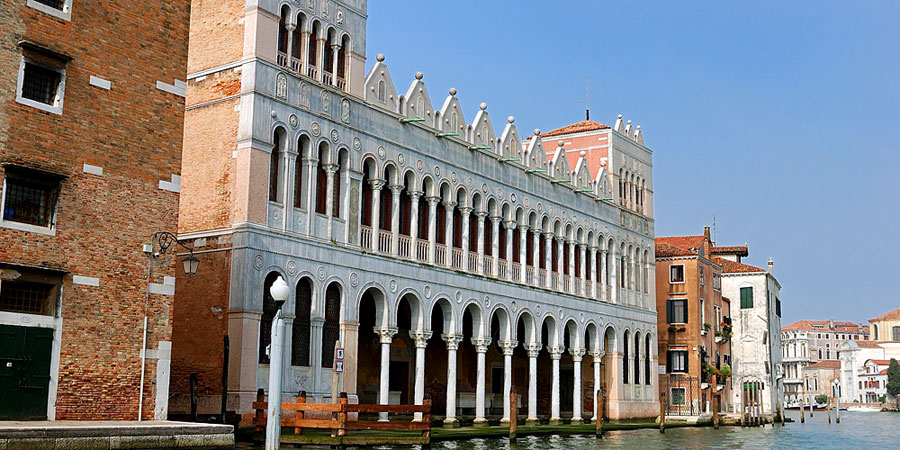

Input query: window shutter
[666,351,671,373]
[684,351,690,372]
[681,301,689,324]
[666,300,673,324]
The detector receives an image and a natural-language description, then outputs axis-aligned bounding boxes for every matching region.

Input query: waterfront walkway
[0,420,234,450]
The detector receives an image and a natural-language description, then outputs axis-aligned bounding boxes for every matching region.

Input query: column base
[525,418,540,427]
[442,418,460,428]
[499,417,510,424]
[571,417,584,424]
[472,418,489,428]
[549,418,562,426]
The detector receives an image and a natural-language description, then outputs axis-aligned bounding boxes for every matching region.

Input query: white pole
[265,310,285,450]
[138,316,148,421]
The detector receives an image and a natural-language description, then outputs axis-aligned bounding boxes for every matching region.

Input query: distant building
[869,308,900,342]
[803,360,841,401]
[713,247,783,418]
[781,320,868,403]
[857,359,891,403]
[655,227,732,416]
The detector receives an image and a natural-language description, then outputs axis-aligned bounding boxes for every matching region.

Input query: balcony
[415,239,429,262]
[451,248,463,270]
[377,230,392,254]
[398,235,411,259]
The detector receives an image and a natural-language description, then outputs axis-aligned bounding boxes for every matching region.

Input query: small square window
[26,0,73,20]
[699,267,705,285]
[667,299,687,324]
[670,264,685,283]
[0,266,62,316]
[1,165,62,233]
[16,52,67,115]
[668,350,688,373]
[670,387,686,405]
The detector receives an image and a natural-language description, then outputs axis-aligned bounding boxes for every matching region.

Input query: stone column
[460,207,472,271]
[410,330,432,421]
[299,30,310,75]
[426,196,439,263]
[550,347,563,424]
[284,24,295,67]
[389,184,402,256]
[281,150,296,232]
[544,232,554,289]
[531,230,541,287]
[490,216,501,276]
[568,240,576,293]
[324,163,338,240]
[504,220,515,280]
[315,37,325,83]
[475,211,487,274]
[589,246,598,299]
[368,179,384,247]
[556,238,565,290]
[472,337,492,426]
[310,318,324,392]
[442,334,463,426]
[579,243,587,296]
[409,191,422,252]
[376,327,397,421]
[443,201,456,267]
[518,225,529,283]
[591,351,604,422]
[303,156,318,236]
[526,343,542,425]
[600,250,608,302]
[331,43,341,87]
[609,247,618,304]
[500,340,518,423]
[571,348,586,423]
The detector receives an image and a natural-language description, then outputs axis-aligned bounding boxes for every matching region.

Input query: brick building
[655,228,732,416]
[171,0,660,424]
[0,0,189,420]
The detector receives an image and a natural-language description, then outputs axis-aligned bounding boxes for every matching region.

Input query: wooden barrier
[253,391,433,445]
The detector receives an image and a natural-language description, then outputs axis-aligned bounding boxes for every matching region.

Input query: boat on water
[847,405,882,412]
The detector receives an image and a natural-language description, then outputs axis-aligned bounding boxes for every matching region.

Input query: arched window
[377,80,385,103]
[259,272,281,364]
[315,144,327,214]
[893,326,900,341]
[277,7,289,54]
[645,334,651,385]
[331,152,343,218]
[293,152,303,208]
[292,278,312,366]
[633,334,640,384]
[623,333,630,384]
[269,131,283,202]
[321,283,341,368]
[874,324,879,340]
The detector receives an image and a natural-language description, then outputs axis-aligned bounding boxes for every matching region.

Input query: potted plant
[702,322,712,336]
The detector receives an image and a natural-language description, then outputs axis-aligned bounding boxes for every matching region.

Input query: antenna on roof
[577,71,590,121]
[712,214,717,244]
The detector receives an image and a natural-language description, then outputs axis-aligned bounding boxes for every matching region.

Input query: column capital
[286,24,296,32]
[459,206,473,215]
[601,248,609,255]
[543,231,555,238]
[471,337,493,353]
[331,43,341,51]
[387,183,403,194]
[473,210,488,219]
[409,330,433,348]
[532,228,542,236]
[408,190,423,200]
[323,163,339,174]
[425,195,441,205]
[590,245,599,252]
[591,351,605,360]
[517,224,530,232]
[525,342,543,358]
[442,200,457,210]
[368,178,386,190]
[442,333,464,350]
[569,348,586,361]
[499,340,519,356]
[549,346,565,360]
[490,215,502,224]
[375,326,398,344]
[503,220,517,230]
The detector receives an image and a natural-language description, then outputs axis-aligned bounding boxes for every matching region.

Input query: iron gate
[663,375,699,416]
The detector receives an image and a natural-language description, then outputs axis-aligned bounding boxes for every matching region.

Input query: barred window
[292,278,312,366]
[34,0,63,10]
[22,63,61,105]
[2,166,61,228]
[321,283,341,368]
[0,267,62,316]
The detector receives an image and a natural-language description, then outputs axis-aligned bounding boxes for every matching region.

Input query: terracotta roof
[713,257,766,274]
[857,341,882,348]
[711,245,749,257]
[655,242,696,258]
[870,308,900,323]
[781,320,866,333]
[867,359,894,366]
[540,120,611,138]
[657,236,705,250]
[807,360,841,369]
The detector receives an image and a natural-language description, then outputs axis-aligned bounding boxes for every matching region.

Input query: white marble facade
[188,0,660,421]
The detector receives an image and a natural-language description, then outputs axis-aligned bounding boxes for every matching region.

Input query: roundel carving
[433,166,441,177]
[424,285,432,298]
[253,255,264,270]
[535,305,541,315]
[451,172,457,183]
[316,266,327,281]
[353,137,361,151]
[287,260,297,275]
[389,280,397,293]
[349,272,359,287]
[416,160,424,172]
[455,290,462,303]
[397,153,405,165]
[310,122,321,136]
[330,129,340,143]
[377,146,386,159]
[289,114,299,129]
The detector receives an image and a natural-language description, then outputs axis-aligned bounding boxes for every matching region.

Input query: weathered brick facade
[0,0,189,420]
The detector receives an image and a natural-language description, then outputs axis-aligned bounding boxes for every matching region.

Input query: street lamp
[265,276,289,450]
[151,231,200,275]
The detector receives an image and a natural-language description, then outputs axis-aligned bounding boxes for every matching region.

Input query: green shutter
[681,300,689,324]
[740,287,753,309]
[666,300,673,324]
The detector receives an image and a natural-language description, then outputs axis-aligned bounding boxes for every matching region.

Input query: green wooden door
[0,325,54,420]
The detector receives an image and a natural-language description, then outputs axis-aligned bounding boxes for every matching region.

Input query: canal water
[236,411,899,449]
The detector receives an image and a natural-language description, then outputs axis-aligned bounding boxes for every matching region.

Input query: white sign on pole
[334,347,344,373]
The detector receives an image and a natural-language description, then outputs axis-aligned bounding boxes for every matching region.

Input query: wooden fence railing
[252,390,432,445]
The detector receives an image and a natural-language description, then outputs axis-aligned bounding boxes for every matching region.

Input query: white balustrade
[525,266,535,285]
[416,239,429,262]
[378,230,392,254]
[398,235,411,259]
[538,268,547,287]
[575,279,583,296]
[511,262,521,281]
[468,253,479,272]
[498,260,508,280]
[337,77,347,91]
[307,65,318,79]
[291,58,302,73]
[435,244,447,266]
[551,273,560,291]
[323,71,334,86]
[483,256,494,277]
[360,226,373,250]
[451,248,463,270]
[563,276,571,293]
[277,51,289,68]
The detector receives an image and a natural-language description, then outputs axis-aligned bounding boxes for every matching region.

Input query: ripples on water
[236,411,899,449]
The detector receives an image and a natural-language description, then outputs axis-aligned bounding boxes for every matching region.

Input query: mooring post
[659,392,666,433]
[828,400,832,424]
[712,376,719,430]
[190,372,198,422]
[509,387,517,441]
[595,389,603,439]
[834,386,841,424]
[295,391,306,435]
[337,392,348,437]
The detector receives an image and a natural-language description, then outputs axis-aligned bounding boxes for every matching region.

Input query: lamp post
[265,276,290,450]
[139,231,199,421]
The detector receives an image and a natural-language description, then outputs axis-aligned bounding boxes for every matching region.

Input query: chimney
[767,258,774,274]
[703,227,711,258]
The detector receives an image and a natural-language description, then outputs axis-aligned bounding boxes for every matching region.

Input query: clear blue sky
[366,1,900,325]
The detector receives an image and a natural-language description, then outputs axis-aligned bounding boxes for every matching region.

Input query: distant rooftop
[539,120,611,138]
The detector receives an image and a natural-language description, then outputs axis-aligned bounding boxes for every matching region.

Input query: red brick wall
[0,0,189,420]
